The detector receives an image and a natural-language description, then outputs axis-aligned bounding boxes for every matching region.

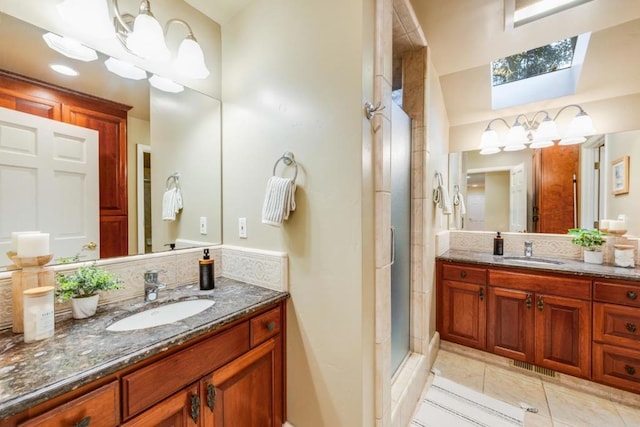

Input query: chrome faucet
[144,270,166,302]
[524,241,533,257]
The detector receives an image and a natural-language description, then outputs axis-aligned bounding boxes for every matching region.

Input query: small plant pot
[583,250,603,265]
[71,294,99,319]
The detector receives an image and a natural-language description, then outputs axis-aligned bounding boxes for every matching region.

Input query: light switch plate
[239,217,247,238]
[200,217,207,234]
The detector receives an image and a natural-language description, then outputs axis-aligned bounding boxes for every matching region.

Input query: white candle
[599,220,610,231]
[609,220,623,231]
[10,231,40,252]
[16,233,50,257]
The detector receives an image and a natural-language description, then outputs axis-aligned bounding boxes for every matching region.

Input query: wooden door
[205,338,282,427]
[487,287,535,362]
[122,384,199,427]
[535,293,591,378]
[63,105,128,258]
[533,144,580,233]
[441,280,487,350]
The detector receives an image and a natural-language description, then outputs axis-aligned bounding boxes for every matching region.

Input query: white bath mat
[411,375,525,427]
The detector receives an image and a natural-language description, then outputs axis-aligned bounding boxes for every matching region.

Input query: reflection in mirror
[0,12,221,269]
[449,130,639,237]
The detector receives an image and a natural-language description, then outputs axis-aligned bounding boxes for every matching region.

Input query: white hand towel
[162,189,177,221]
[261,176,296,226]
[439,185,453,215]
[453,192,466,216]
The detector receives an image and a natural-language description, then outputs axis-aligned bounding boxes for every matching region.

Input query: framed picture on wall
[611,156,630,195]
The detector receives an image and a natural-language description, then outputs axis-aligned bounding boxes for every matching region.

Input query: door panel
[488,287,535,362]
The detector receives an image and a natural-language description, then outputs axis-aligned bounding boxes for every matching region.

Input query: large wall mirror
[0,8,222,269]
[446,16,640,238]
[448,129,639,237]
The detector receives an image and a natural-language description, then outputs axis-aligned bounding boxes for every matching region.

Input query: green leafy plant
[55,262,123,302]
[568,228,606,251]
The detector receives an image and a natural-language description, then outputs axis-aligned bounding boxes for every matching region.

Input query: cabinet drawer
[122,321,250,419]
[594,281,640,307]
[489,270,591,300]
[594,302,640,348]
[19,381,119,427]
[442,264,486,285]
[251,306,282,347]
[593,343,640,394]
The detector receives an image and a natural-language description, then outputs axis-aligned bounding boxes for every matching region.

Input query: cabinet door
[441,280,486,350]
[203,338,282,427]
[122,384,199,427]
[535,294,591,378]
[487,287,535,362]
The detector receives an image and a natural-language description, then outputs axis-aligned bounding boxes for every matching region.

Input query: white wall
[606,129,640,237]
[221,0,375,426]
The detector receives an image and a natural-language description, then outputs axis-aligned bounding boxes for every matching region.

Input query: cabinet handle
[479,287,484,302]
[626,323,637,333]
[74,417,91,427]
[627,291,638,301]
[460,271,467,278]
[537,296,544,311]
[206,382,216,411]
[267,321,276,332]
[525,294,532,309]
[625,365,636,376]
[190,393,200,423]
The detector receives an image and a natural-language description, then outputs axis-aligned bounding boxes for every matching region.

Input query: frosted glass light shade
[42,33,97,62]
[174,37,210,79]
[126,14,170,61]
[558,136,586,145]
[503,124,527,151]
[479,129,500,155]
[565,113,595,138]
[105,57,147,80]
[534,118,559,141]
[149,74,184,93]
[57,0,113,39]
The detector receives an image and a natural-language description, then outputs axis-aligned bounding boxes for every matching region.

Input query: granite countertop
[0,278,289,419]
[438,249,640,282]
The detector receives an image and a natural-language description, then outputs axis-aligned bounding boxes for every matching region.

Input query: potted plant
[55,261,123,319]
[568,228,607,264]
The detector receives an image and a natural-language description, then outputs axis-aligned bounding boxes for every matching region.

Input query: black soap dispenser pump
[493,232,504,256]
[199,249,215,290]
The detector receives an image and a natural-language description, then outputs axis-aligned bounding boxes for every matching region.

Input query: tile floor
[411,344,640,426]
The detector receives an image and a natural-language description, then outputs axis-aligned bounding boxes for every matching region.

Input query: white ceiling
[411,0,640,127]
[185,0,253,25]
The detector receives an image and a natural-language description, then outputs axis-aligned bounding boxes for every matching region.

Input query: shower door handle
[390,226,396,266]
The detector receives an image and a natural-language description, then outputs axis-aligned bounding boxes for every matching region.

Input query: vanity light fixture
[112,0,210,79]
[104,57,147,80]
[149,74,184,93]
[42,33,98,62]
[50,64,79,77]
[479,104,595,155]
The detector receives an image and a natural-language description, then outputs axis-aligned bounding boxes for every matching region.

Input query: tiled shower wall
[0,245,288,330]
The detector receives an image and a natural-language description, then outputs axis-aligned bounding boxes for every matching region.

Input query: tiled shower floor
[411,344,640,426]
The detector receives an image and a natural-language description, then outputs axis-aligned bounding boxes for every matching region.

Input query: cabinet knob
[206,382,216,411]
[627,291,638,301]
[479,287,484,302]
[625,365,636,376]
[191,393,200,423]
[74,417,91,427]
[267,321,276,332]
[460,271,467,278]
[537,296,544,311]
[525,294,532,309]
[626,323,637,333]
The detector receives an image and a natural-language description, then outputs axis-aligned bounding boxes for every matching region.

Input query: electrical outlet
[200,216,207,235]
[239,217,247,238]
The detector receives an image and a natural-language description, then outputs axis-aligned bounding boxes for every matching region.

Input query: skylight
[504,0,595,29]
[492,36,577,86]
[490,33,591,110]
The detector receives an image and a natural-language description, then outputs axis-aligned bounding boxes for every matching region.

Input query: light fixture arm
[485,117,510,131]
[165,18,197,40]
[112,0,132,34]
[551,104,586,121]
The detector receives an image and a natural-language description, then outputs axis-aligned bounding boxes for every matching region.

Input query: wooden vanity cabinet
[488,269,592,379]
[437,262,487,350]
[6,302,286,427]
[593,280,640,393]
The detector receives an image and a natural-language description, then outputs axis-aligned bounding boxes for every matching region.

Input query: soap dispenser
[493,232,504,256]
[199,249,215,290]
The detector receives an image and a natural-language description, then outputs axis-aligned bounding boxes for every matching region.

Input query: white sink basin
[106,299,215,332]
[503,256,564,265]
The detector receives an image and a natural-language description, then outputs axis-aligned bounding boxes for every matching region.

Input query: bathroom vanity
[0,278,288,426]
[436,251,640,395]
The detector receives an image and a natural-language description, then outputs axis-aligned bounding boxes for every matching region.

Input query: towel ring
[166,172,180,190]
[272,152,298,182]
